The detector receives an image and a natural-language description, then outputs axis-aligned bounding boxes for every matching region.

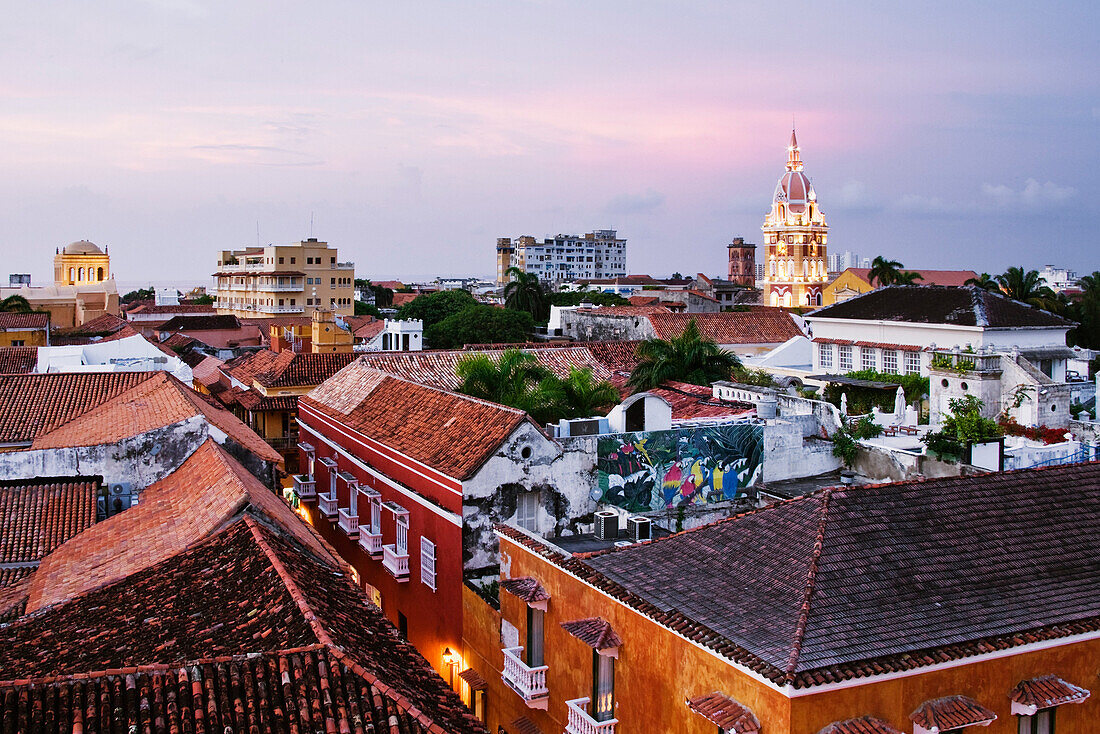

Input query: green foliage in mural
[596,424,764,512]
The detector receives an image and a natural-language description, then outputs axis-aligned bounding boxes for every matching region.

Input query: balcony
[930,349,1002,375]
[337,508,359,537]
[332,262,355,270]
[292,474,316,501]
[501,647,549,708]
[318,492,339,518]
[565,698,617,734]
[358,527,383,557]
[382,544,410,582]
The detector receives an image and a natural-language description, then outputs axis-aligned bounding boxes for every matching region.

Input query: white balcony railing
[501,647,549,707]
[318,492,338,518]
[292,474,316,500]
[382,544,410,581]
[337,508,359,537]
[358,528,383,557]
[565,698,617,734]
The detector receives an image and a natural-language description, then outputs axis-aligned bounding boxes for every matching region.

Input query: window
[331,256,336,264]
[290,257,296,264]
[818,343,833,369]
[516,491,539,531]
[398,612,408,639]
[1017,709,1055,734]
[396,514,408,555]
[279,257,284,264]
[838,345,853,372]
[420,537,436,591]
[592,652,615,722]
[883,350,898,373]
[861,348,877,371]
[10,340,24,347]
[526,605,545,667]
[331,277,336,285]
[905,350,921,375]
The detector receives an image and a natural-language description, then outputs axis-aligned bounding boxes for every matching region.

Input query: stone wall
[559,311,656,342]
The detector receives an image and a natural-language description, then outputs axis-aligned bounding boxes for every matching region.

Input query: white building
[496,229,627,286]
[1038,265,1079,292]
[355,319,423,352]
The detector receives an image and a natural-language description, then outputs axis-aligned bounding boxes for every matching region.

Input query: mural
[596,424,764,511]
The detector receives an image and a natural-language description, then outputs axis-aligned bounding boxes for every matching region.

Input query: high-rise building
[762,130,829,307]
[214,238,355,318]
[496,229,626,286]
[726,237,757,287]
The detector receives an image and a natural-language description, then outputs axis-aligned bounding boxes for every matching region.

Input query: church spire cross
[786,128,803,172]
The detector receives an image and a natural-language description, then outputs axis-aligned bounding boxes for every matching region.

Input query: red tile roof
[0,478,98,567]
[815,338,922,352]
[354,318,385,340]
[1011,675,1090,711]
[0,312,49,330]
[809,286,1072,328]
[647,309,803,344]
[126,303,216,316]
[222,348,283,385]
[499,461,1100,688]
[560,617,622,649]
[190,354,225,387]
[303,364,529,480]
[501,576,550,603]
[391,292,420,307]
[910,696,996,730]
[512,716,544,734]
[686,692,760,733]
[0,372,154,445]
[0,346,37,374]
[816,717,902,734]
[458,667,488,690]
[0,515,486,733]
[53,313,127,336]
[30,372,282,465]
[646,381,755,420]
[256,350,360,388]
[27,440,333,613]
[628,295,661,306]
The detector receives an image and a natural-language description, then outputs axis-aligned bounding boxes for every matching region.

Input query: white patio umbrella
[894,386,906,424]
[840,392,848,416]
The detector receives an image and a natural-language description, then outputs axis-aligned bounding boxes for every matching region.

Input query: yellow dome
[63,240,104,255]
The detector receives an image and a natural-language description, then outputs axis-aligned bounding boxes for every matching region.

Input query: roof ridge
[783,488,833,681]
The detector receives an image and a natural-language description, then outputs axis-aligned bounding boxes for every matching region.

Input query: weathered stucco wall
[762,421,841,482]
[852,443,980,483]
[559,311,656,342]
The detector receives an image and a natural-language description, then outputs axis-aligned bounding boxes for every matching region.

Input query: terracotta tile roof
[815,338,923,352]
[686,692,760,733]
[53,312,127,336]
[1011,675,1090,711]
[358,345,623,392]
[0,346,37,374]
[0,572,31,622]
[235,390,300,412]
[0,372,154,445]
[0,478,98,567]
[646,381,755,420]
[27,440,333,613]
[391,292,420,307]
[303,364,528,480]
[512,716,544,734]
[222,348,282,384]
[458,667,488,690]
[354,318,385,340]
[126,303,216,316]
[501,576,550,603]
[256,351,360,388]
[500,461,1100,688]
[628,295,661,306]
[816,717,902,734]
[647,309,803,344]
[560,617,622,649]
[910,696,996,730]
[157,314,242,331]
[31,372,282,465]
[0,515,487,733]
[0,566,34,588]
[158,332,198,351]
[809,285,1072,328]
[581,340,642,373]
[190,354,225,387]
[843,268,979,287]
[0,312,49,330]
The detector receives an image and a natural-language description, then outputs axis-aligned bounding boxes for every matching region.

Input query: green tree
[868,256,904,286]
[995,267,1055,307]
[121,287,155,304]
[964,273,1001,291]
[503,267,549,321]
[895,271,924,285]
[190,294,215,305]
[921,395,1003,461]
[354,301,382,319]
[0,295,32,313]
[556,366,621,419]
[396,289,477,327]
[627,319,742,393]
[1068,271,1100,349]
[425,304,533,348]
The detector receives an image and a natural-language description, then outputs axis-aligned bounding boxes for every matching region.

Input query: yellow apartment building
[213,238,355,318]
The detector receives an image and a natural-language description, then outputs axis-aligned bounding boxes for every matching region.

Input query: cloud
[893,194,959,214]
[189,144,324,167]
[830,180,883,213]
[981,178,1076,208]
[604,190,665,214]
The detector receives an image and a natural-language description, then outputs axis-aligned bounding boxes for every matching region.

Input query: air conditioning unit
[627,516,652,542]
[613,540,633,548]
[594,510,619,541]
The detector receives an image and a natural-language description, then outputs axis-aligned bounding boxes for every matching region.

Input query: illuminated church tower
[762,129,828,307]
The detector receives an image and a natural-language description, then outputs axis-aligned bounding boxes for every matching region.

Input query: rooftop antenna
[256,222,260,247]
[310,211,314,238]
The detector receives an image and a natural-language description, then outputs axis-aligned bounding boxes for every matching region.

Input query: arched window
[770,292,779,307]
[781,292,792,308]
[69,267,75,282]
[97,267,104,281]
[78,267,85,281]
[815,293,822,306]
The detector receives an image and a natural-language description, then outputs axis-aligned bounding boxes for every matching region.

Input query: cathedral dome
[772,129,816,215]
[62,240,104,255]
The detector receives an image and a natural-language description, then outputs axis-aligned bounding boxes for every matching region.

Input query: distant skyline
[2,1,1097,286]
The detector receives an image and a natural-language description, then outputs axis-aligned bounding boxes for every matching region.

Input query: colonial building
[497,230,627,286]
[54,239,111,285]
[471,461,1100,734]
[0,240,120,329]
[762,130,829,307]
[214,238,355,318]
[727,237,757,287]
[823,268,979,306]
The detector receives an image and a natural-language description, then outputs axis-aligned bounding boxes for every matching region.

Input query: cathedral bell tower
[762,130,828,307]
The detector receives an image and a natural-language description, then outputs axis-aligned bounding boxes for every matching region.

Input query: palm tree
[503,267,549,321]
[1076,271,1100,296]
[995,267,1056,307]
[964,273,1001,292]
[627,319,742,393]
[558,366,621,419]
[868,256,904,287]
[0,295,32,313]
[456,349,550,408]
[895,271,924,285]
